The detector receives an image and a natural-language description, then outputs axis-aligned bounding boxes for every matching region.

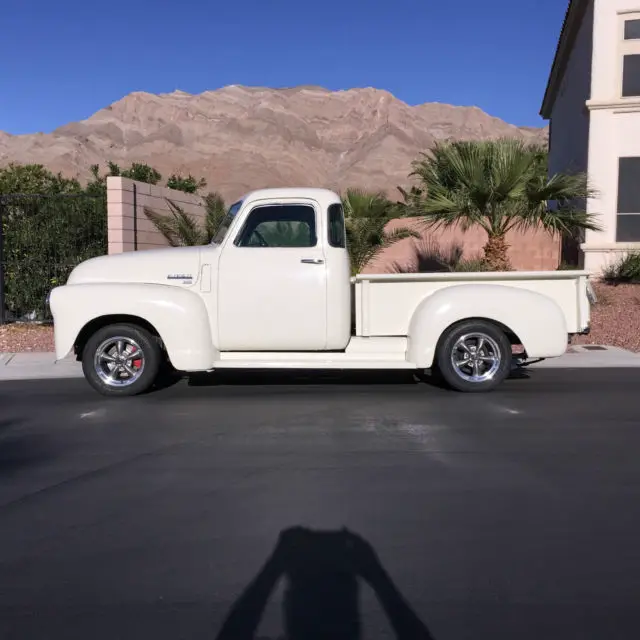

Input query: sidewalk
[0,352,82,381]
[1,345,640,382]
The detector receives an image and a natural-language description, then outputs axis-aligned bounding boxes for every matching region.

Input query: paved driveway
[1,370,640,639]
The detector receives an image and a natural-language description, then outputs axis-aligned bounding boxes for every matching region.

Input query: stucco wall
[548,0,594,178]
[364,219,561,273]
[107,177,206,253]
[583,0,640,271]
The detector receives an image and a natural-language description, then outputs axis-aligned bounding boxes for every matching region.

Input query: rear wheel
[82,323,161,396]
[435,320,511,392]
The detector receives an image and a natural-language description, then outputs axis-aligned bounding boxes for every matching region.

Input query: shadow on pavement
[187,370,423,388]
[216,527,435,640]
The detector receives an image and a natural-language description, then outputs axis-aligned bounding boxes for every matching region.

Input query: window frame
[616,156,640,241]
[619,13,640,98]
[232,202,319,249]
[327,202,346,249]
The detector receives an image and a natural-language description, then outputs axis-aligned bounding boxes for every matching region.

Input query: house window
[621,15,640,97]
[625,19,640,40]
[617,157,640,241]
[622,54,640,97]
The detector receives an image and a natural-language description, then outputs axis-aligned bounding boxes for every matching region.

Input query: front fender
[49,283,217,371]
[407,284,567,368]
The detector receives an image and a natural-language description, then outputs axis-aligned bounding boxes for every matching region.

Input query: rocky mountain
[0,85,547,200]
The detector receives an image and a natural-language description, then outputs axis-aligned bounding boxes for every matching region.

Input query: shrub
[390,238,487,273]
[2,193,106,320]
[602,252,640,284]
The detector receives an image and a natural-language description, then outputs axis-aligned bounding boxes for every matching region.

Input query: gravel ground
[1,282,639,353]
[572,282,640,352]
[0,324,55,353]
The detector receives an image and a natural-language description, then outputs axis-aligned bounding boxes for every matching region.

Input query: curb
[1,347,640,382]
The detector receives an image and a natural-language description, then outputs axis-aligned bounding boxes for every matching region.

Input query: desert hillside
[0,85,547,200]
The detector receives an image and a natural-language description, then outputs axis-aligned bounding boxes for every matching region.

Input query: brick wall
[107,177,206,253]
[363,218,561,273]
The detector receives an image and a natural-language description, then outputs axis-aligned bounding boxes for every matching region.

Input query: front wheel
[435,320,511,393]
[82,323,161,396]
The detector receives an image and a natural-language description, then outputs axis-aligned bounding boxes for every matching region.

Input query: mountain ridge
[0,85,548,200]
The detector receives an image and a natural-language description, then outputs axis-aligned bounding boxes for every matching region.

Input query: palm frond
[145,197,216,247]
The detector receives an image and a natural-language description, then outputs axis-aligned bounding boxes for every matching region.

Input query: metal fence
[0,193,107,323]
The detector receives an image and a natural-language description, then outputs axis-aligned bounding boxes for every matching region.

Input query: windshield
[212,200,243,245]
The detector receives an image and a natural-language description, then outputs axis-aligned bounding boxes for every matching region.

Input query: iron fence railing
[0,193,107,323]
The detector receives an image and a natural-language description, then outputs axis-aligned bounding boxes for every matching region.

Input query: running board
[214,352,416,370]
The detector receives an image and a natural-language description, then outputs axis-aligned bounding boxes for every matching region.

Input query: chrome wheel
[94,336,145,388]
[450,332,501,383]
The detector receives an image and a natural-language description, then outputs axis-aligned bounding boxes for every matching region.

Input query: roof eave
[540,0,588,119]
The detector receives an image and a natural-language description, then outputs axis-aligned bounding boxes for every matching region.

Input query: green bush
[2,193,107,320]
[602,252,640,284]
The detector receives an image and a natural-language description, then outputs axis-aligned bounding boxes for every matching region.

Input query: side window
[235,204,317,248]
[328,203,346,248]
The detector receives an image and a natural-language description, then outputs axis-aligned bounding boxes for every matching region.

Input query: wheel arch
[406,284,568,368]
[74,315,162,360]
[49,282,218,371]
[433,316,522,359]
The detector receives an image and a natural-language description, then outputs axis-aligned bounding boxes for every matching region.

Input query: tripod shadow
[215,527,435,640]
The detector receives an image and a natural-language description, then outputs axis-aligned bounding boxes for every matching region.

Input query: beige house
[542,0,640,272]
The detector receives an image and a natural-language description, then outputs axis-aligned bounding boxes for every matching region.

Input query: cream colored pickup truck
[49,188,593,396]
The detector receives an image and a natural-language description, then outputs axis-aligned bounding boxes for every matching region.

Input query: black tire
[82,323,161,397]
[435,320,511,393]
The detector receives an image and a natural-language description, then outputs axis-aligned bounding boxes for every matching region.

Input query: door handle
[300,258,324,265]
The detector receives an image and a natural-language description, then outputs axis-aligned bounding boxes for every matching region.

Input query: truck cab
[49,188,593,397]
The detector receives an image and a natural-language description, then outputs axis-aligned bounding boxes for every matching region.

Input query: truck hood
[67,246,204,287]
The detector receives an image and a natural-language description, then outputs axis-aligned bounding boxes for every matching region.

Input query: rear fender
[407,284,567,368]
[49,283,217,371]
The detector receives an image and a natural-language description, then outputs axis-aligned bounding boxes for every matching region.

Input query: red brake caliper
[129,346,142,369]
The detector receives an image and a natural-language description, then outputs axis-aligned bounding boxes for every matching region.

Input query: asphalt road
[1,369,640,640]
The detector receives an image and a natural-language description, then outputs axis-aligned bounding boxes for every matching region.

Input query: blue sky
[0,0,566,135]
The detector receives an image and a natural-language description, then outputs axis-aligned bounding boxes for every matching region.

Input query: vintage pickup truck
[49,188,593,396]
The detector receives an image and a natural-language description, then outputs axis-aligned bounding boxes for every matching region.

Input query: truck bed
[353,271,592,337]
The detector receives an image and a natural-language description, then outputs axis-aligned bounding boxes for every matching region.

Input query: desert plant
[166,173,207,194]
[390,238,486,273]
[145,192,226,246]
[410,139,600,271]
[342,188,419,275]
[602,253,640,284]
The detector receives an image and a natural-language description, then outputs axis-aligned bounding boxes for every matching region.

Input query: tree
[145,192,226,246]
[166,173,207,194]
[410,139,600,270]
[342,188,418,275]
[0,163,81,195]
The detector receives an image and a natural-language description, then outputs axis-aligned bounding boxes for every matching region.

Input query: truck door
[217,200,328,351]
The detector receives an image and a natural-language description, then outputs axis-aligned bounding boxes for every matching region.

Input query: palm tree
[342,188,418,275]
[410,139,600,271]
[145,192,226,246]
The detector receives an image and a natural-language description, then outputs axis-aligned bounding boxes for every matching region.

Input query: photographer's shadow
[215,527,434,640]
